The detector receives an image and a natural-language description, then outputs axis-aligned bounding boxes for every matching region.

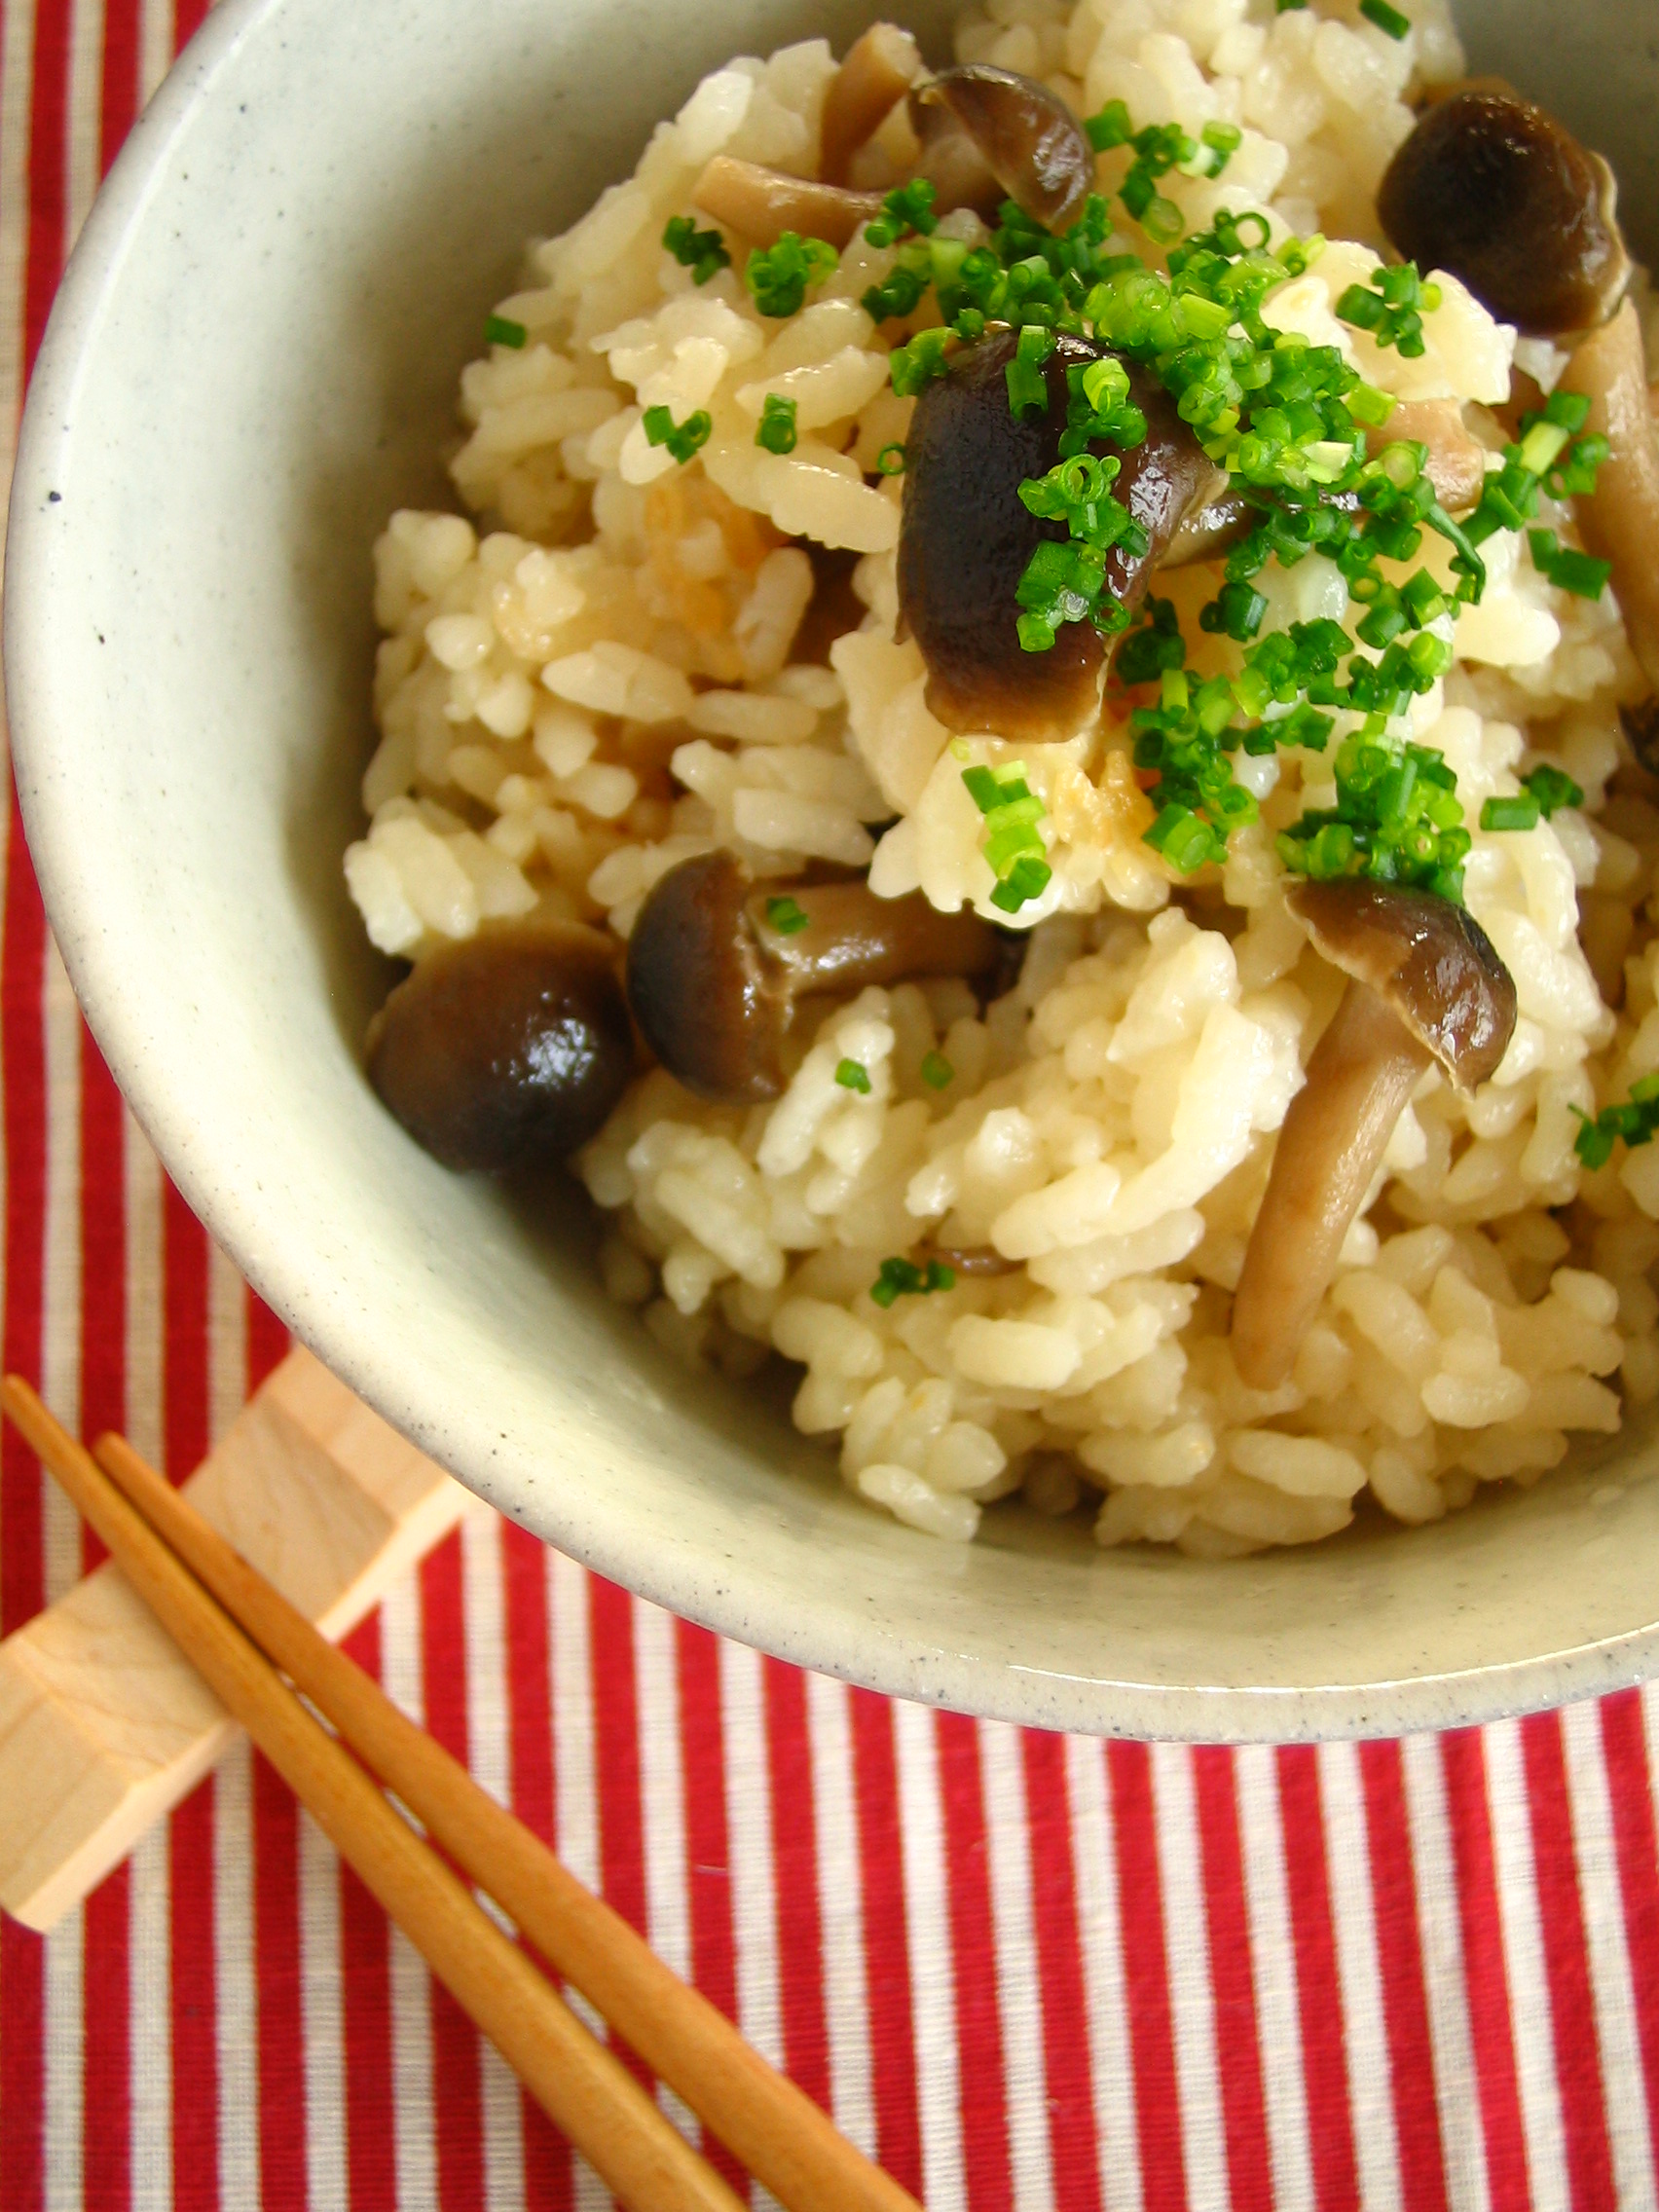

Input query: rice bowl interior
[13,0,1659,1734]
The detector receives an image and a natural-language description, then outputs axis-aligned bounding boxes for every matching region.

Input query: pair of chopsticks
[2,1378,922,2212]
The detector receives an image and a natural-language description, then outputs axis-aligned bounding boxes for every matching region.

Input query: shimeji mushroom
[1231,880,1518,1391]
[367,920,634,1172]
[695,58,1096,249]
[1379,87,1630,338]
[898,329,1220,738]
[625,851,1002,1103]
[1561,300,1659,695]
[692,156,884,250]
[818,21,923,186]
[909,64,1096,235]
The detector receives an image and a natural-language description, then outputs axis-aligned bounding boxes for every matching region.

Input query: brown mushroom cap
[1286,879,1517,1090]
[819,21,922,186]
[910,64,1095,233]
[1230,881,1517,1389]
[625,851,1003,1103]
[692,156,883,250]
[1378,88,1630,337]
[899,329,1218,738]
[366,920,633,1173]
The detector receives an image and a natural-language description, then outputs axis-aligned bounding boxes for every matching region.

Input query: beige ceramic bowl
[9,0,1659,1739]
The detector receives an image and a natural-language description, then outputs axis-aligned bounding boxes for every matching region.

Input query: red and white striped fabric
[6,6,1659,2207]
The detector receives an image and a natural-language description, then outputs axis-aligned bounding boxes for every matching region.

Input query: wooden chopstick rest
[0,1346,469,1931]
[3,1380,744,2212]
[89,1428,923,2212]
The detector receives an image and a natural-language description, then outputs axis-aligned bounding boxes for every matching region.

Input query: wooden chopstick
[38,1386,924,2212]
[2,1380,744,2212]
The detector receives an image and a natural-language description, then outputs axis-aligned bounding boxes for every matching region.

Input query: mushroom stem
[692,156,882,249]
[1231,980,1432,1391]
[625,852,1005,1103]
[1560,300,1659,692]
[752,876,999,991]
[819,22,921,185]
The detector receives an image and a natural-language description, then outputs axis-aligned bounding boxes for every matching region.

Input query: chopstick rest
[0,1346,469,1931]
[88,1426,923,2212]
[3,1380,745,2212]
[8,1380,926,2212]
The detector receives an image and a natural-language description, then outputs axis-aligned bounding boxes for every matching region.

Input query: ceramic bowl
[10,0,1659,1741]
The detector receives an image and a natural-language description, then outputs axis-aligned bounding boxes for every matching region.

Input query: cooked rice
[347,0,1659,1555]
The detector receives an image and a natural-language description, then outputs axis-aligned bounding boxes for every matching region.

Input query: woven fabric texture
[4,5,1659,2206]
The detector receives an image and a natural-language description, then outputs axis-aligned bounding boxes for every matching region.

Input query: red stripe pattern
[10,10,1659,2206]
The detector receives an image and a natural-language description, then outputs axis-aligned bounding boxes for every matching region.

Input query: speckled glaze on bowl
[10,0,1659,1742]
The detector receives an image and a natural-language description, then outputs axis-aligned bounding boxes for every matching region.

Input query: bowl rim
[10,0,1659,1744]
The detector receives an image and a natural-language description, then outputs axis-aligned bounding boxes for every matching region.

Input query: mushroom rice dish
[346,0,1659,1556]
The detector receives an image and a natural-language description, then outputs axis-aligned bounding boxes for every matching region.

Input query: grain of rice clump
[347,0,1659,1556]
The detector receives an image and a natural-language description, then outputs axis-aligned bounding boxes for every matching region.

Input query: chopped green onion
[1542,389,1592,434]
[1190,119,1243,177]
[661,215,730,283]
[961,760,1054,911]
[1521,763,1585,818]
[876,443,908,476]
[962,765,1011,814]
[990,856,1053,912]
[1575,1115,1618,1171]
[1145,804,1220,873]
[1529,529,1612,601]
[765,896,809,935]
[1006,324,1056,417]
[889,327,952,397]
[1481,794,1540,833]
[1574,1073,1659,1167]
[869,1254,956,1308]
[746,232,838,317]
[862,259,930,323]
[835,1058,872,1094]
[1278,735,1469,899]
[1347,383,1397,429]
[1338,262,1438,357]
[1547,431,1609,499]
[863,178,939,249]
[1518,419,1571,476]
[642,405,713,465]
[1080,354,1131,412]
[921,1051,955,1090]
[755,393,798,455]
[484,314,528,349]
[1084,98,1133,151]
[1117,596,1188,684]
[1140,194,1184,243]
[1359,0,1411,33]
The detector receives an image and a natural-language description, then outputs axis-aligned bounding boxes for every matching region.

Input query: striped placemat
[5,4,1659,2206]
